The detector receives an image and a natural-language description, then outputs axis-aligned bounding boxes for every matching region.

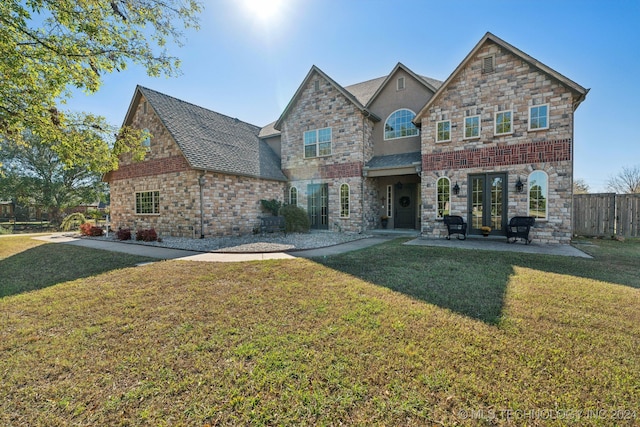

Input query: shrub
[79,223,104,237]
[115,228,132,241]
[280,204,310,233]
[260,199,282,216]
[60,212,86,231]
[136,228,158,242]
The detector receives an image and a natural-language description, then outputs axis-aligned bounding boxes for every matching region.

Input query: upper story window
[436,120,451,143]
[495,110,513,135]
[528,170,548,220]
[397,77,405,91]
[142,128,151,151]
[304,128,332,158]
[529,104,549,131]
[464,115,480,139]
[384,109,418,140]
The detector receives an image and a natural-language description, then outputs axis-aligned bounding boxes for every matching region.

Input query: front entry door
[394,183,416,229]
[468,174,507,235]
[308,184,328,230]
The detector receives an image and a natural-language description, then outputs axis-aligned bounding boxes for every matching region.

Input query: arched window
[289,186,298,206]
[340,183,350,218]
[436,177,450,219]
[528,171,548,220]
[384,109,419,140]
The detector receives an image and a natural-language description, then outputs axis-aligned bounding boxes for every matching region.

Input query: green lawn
[0,236,638,426]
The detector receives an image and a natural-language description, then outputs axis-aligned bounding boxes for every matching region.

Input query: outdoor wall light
[452,182,460,195]
[515,176,524,193]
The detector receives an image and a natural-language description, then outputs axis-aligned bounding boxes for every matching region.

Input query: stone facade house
[107,32,587,243]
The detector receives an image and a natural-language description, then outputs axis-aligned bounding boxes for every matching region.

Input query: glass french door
[468,173,507,235]
[307,184,328,230]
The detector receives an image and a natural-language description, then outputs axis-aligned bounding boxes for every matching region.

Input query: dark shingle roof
[365,152,422,169]
[138,87,286,181]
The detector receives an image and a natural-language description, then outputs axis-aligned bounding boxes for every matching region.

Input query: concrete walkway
[33,232,590,261]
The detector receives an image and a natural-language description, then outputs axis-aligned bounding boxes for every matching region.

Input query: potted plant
[480,225,492,236]
[381,215,389,229]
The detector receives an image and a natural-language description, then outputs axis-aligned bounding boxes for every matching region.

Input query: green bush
[260,199,282,216]
[280,204,310,233]
[60,213,86,231]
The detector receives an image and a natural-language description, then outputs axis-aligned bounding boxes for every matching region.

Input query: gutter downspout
[198,172,205,239]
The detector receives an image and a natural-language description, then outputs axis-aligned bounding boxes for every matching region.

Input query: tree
[573,178,590,194]
[606,165,640,194]
[0,0,201,161]
[0,127,117,223]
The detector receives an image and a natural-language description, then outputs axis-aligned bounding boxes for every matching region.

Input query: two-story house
[106,32,587,243]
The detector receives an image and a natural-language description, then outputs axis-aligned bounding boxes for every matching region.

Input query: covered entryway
[468,173,508,236]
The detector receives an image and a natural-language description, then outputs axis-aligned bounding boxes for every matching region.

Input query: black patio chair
[505,216,535,244]
[443,215,467,240]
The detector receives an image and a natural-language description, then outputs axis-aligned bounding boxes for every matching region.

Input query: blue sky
[65,0,639,192]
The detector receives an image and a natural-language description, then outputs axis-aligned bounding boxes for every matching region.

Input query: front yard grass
[0,236,638,425]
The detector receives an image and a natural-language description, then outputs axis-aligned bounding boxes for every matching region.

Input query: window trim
[303,127,332,158]
[528,104,549,131]
[384,108,419,141]
[463,115,481,140]
[386,185,393,218]
[289,186,298,206]
[494,110,513,136]
[436,120,451,143]
[339,183,350,218]
[436,177,451,219]
[135,190,160,215]
[527,170,548,221]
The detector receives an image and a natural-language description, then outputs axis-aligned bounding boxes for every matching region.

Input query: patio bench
[260,216,286,235]
[443,215,467,240]
[505,216,535,244]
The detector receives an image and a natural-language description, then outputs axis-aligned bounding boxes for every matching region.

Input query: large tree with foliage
[0,0,201,166]
[0,124,123,223]
[606,165,640,194]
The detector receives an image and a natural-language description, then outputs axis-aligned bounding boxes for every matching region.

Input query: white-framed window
[304,128,332,158]
[528,170,548,220]
[529,104,549,131]
[340,183,350,218]
[135,190,160,215]
[495,110,513,135]
[386,185,393,217]
[464,115,480,139]
[436,120,451,142]
[397,77,405,91]
[436,177,451,219]
[289,186,298,206]
[384,109,418,140]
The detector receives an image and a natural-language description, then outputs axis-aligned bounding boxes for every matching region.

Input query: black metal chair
[505,216,535,244]
[443,215,467,240]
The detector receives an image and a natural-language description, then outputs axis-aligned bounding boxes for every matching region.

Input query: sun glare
[240,0,287,24]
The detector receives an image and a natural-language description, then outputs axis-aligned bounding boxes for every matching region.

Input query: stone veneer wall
[109,94,286,237]
[281,70,376,232]
[420,40,579,244]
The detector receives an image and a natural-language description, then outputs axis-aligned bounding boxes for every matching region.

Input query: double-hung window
[135,191,160,214]
[495,110,513,135]
[464,116,480,139]
[529,104,549,131]
[436,120,451,142]
[304,128,331,158]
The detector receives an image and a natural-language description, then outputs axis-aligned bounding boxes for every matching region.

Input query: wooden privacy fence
[573,193,640,237]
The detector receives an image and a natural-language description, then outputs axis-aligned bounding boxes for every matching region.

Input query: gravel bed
[88,231,372,253]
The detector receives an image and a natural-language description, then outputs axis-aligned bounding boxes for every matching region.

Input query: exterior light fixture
[515,176,524,193]
[452,182,460,195]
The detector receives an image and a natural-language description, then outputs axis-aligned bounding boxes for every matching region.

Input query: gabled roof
[273,65,381,131]
[356,62,441,108]
[125,86,287,181]
[414,32,590,123]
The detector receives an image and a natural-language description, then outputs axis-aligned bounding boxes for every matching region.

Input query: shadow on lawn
[316,239,640,325]
[0,244,152,298]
